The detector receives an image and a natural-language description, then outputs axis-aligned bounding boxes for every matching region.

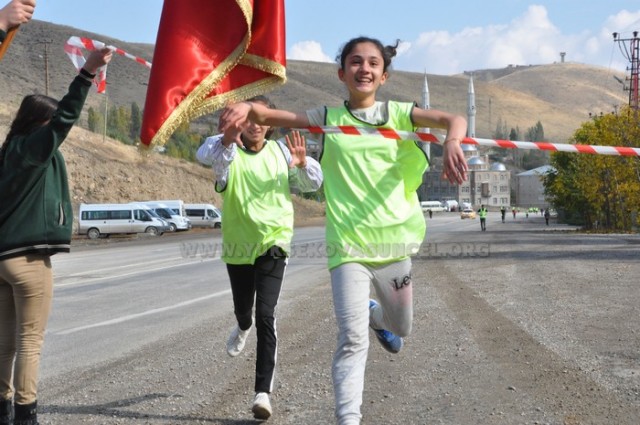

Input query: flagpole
[103,93,108,143]
[0,26,19,61]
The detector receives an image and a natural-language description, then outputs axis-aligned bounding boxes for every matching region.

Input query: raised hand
[83,47,113,74]
[441,138,468,185]
[285,130,307,169]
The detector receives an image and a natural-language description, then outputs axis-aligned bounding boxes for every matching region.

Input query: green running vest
[219,141,294,264]
[322,101,429,269]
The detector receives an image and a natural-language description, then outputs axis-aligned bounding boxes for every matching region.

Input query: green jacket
[0,75,92,260]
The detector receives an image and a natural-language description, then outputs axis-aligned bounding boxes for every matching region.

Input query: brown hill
[0,20,630,219]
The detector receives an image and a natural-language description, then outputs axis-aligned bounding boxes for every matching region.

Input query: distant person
[0,0,35,44]
[218,35,468,425]
[478,204,488,231]
[544,208,550,225]
[500,206,506,223]
[512,207,517,219]
[0,47,112,425]
[196,95,322,420]
[428,209,433,219]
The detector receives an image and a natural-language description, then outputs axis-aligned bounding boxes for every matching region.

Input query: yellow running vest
[322,101,429,269]
[219,141,294,264]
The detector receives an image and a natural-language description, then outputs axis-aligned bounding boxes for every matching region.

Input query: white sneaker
[226,325,251,357]
[252,392,272,420]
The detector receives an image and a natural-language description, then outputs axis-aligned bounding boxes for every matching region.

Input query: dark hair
[4,94,58,144]
[0,94,59,163]
[246,95,276,139]
[336,36,400,72]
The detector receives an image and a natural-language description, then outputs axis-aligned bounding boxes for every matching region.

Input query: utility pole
[34,39,52,95]
[613,31,639,110]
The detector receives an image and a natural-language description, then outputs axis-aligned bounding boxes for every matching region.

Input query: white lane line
[56,255,190,277]
[55,258,218,288]
[52,289,231,336]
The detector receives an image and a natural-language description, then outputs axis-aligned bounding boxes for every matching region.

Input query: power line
[613,31,639,110]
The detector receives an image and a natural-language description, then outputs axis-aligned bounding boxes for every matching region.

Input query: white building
[515,165,555,209]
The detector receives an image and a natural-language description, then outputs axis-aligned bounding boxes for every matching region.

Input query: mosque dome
[461,143,477,152]
[467,156,485,166]
[490,162,507,171]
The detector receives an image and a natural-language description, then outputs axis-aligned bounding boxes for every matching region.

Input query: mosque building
[417,74,511,210]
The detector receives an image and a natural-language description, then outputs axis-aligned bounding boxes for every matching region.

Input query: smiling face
[338,41,388,108]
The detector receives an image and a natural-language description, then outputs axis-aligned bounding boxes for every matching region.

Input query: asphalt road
[35,213,640,425]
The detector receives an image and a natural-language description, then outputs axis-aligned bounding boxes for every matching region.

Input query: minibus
[78,203,170,239]
[184,203,222,228]
[139,202,191,231]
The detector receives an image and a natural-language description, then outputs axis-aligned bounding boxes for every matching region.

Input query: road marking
[51,289,231,335]
[54,258,219,288]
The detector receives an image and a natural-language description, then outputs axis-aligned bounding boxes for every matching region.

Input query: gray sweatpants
[330,259,413,425]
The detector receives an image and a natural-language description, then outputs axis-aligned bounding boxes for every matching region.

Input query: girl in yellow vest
[197,96,323,420]
[218,37,468,425]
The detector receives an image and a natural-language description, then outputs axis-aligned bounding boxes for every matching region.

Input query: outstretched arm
[218,101,310,135]
[412,107,468,185]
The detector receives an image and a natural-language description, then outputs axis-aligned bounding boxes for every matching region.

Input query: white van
[420,201,446,213]
[443,200,459,212]
[139,202,191,232]
[153,200,185,217]
[78,203,170,239]
[184,203,222,228]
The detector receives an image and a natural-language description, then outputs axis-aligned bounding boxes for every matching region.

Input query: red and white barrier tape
[302,126,640,157]
[64,36,152,94]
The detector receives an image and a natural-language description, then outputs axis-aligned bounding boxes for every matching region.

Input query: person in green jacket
[0,47,112,425]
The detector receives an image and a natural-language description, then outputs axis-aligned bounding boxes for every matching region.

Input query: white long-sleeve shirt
[196,135,323,193]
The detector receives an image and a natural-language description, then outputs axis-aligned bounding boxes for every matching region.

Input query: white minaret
[420,71,431,159]
[467,75,476,138]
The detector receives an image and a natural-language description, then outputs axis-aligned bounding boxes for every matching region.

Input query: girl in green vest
[218,37,468,425]
[197,95,322,420]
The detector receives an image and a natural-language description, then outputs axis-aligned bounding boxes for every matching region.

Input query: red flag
[140,0,286,147]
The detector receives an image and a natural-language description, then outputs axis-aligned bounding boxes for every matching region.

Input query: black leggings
[226,246,287,393]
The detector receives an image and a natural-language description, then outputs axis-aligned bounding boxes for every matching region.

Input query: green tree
[521,122,548,169]
[544,107,640,230]
[107,105,132,144]
[525,121,544,142]
[493,117,509,140]
[87,107,102,133]
[130,102,142,143]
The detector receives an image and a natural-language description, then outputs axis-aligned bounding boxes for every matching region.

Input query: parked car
[460,208,476,219]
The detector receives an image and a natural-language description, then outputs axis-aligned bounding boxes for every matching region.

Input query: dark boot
[14,401,37,425]
[0,398,12,425]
